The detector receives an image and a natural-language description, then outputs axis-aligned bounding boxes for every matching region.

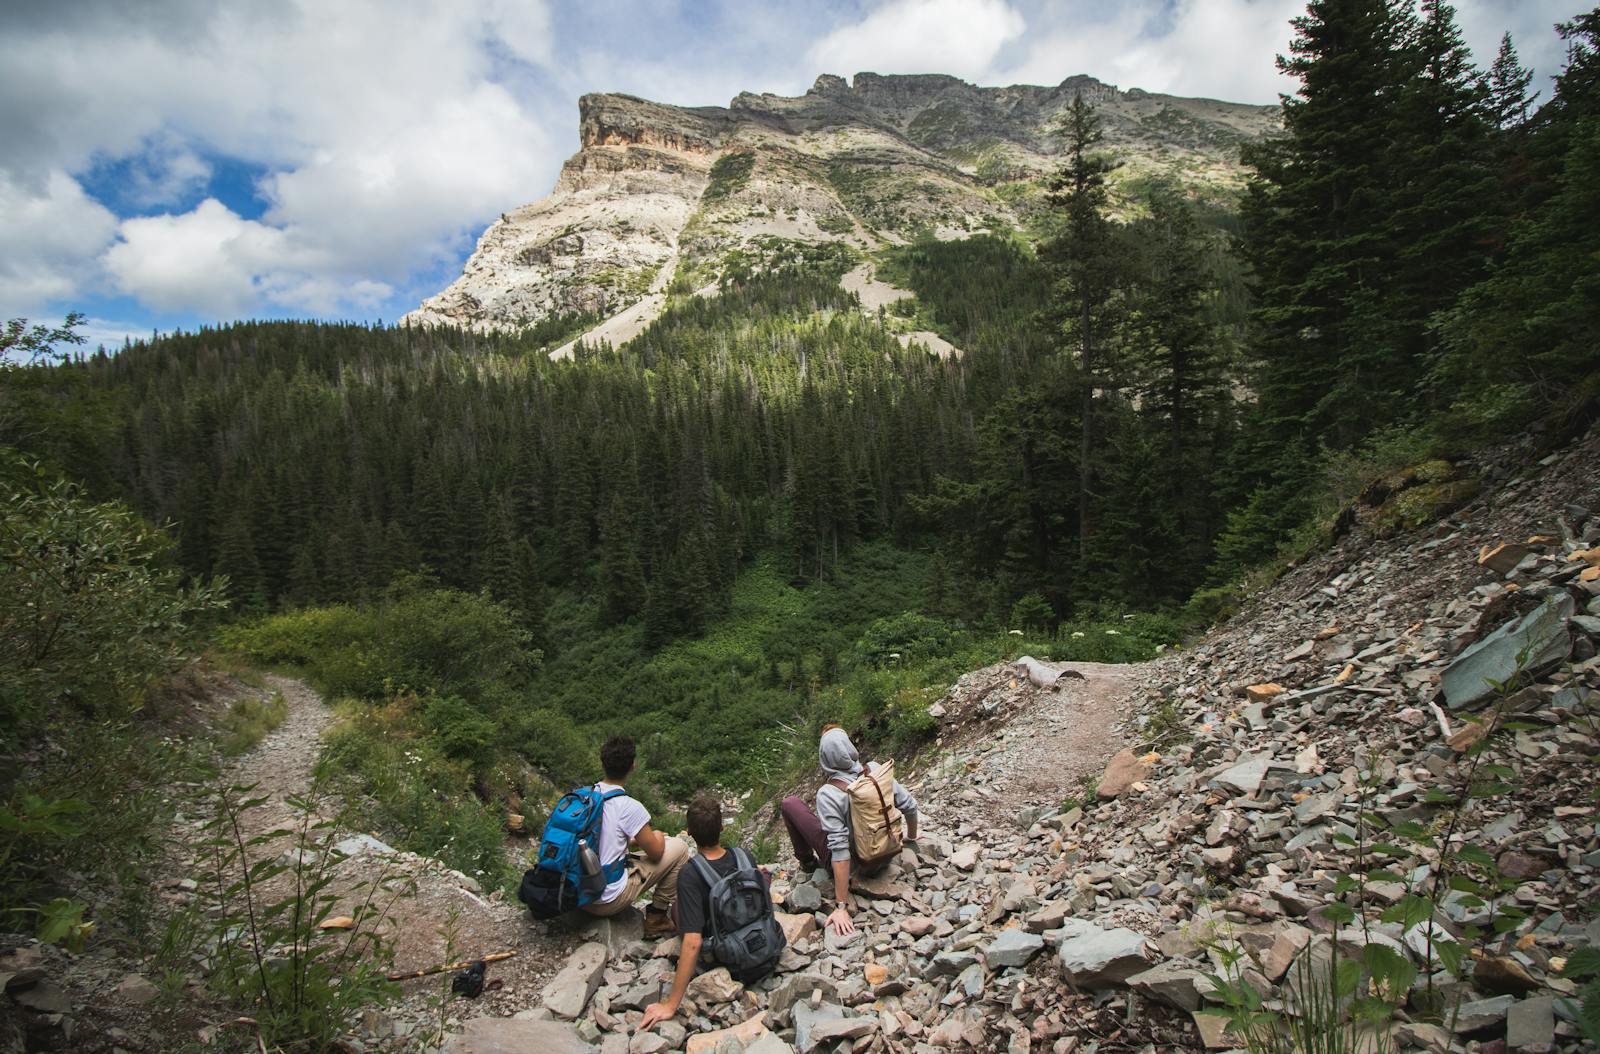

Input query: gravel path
[914,658,1144,831]
[226,673,336,834]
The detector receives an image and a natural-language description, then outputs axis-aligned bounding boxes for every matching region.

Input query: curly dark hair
[685,794,723,849]
[599,735,636,781]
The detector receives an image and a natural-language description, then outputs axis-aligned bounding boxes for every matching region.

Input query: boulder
[1451,994,1515,1034]
[1057,925,1154,987]
[685,1012,769,1054]
[686,966,742,1004]
[808,1015,878,1047]
[775,911,817,945]
[112,973,160,1005]
[442,1018,595,1054]
[1506,996,1555,1050]
[1126,960,1204,1011]
[1097,748,1151,799]
[1440,593,1574,708]
[786,883,822,912]
[768,973,837,1018]
[793,1001,847,1053]
[985,928,1045,968]
[541,942,608,1020]
[1478,542,1532,575]
[1244,683,1285,704]
[1213,754,1272,795]
[577,909,645,956]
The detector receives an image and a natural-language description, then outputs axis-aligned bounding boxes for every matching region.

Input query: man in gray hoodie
[780,726,919,936]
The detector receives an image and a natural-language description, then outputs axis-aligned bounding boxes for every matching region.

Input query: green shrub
[853,612,958,668]
[0,460,226,745]
[222,579,537,704]
[423,694,497,766]
[317,699,514,888]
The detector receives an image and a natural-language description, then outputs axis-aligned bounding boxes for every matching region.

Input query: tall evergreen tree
[1240,0,1418,449]
[1041,92,1124,562]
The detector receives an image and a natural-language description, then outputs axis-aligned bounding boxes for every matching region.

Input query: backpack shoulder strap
[689,853,724,938]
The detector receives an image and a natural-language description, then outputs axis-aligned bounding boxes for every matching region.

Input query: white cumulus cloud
[0,169,119,313]
[1,0,556,319]
[808,0,1027,81]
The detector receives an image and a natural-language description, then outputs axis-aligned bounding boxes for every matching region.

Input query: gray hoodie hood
[819,728,864,782]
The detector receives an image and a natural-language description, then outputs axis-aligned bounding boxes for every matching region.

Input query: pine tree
[1240,0,1419,448]
[1041,92,1124,561]
[1487,32,1537,129]
[598,492,647,625]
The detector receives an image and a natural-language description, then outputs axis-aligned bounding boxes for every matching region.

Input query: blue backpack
[518,786,628,919]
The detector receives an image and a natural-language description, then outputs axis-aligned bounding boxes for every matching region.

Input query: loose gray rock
[786,884,822,912]
[1126,960,1204,1011]
[541,942,609,1020]
[1057,925,1154,987]
[1452,994,1516,1033]
[1440,593,1574,708]
[1506,996,1555,1050]
[442,1018,595,1054]
[984,929,1045,969]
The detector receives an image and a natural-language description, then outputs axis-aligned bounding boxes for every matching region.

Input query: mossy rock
[1373,478,1481,536]
[1360,458,1458,507]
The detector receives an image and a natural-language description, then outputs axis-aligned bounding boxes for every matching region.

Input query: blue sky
[0,0,1574,350]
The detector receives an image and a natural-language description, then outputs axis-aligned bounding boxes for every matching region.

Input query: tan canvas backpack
[829,760,905,867]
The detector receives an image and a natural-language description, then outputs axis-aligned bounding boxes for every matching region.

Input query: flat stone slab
[1214,754,1272,795]
[1441,593,1573,708]
[541,942,608,1020]
[985,928,1046,968]
[442,1018,595,1054]
[1058,925,1154,987]
[1127,960,1204,1011]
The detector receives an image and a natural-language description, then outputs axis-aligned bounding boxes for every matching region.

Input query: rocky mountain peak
[406,71,1279,336]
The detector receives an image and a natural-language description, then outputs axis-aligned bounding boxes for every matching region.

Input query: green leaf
[1320,902,1357,925]
[1455,844,1494,868]
[1435,939,1465,976]
[1561,947,1600,980]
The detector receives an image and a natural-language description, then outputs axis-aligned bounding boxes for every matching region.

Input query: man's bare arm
[632,823,666,862]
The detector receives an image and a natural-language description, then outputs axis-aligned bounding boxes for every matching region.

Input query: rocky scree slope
[404,72,1276,337]
[438,427,1600,1054]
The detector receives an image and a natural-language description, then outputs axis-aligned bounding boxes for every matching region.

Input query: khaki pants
[582,835,689,917]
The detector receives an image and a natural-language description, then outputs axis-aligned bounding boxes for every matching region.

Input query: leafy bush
[853,612,958,668]
[318,700,516,889]
[1048,611,1180,663]
[423,694,497,765]
[0,459,226,745]
[222,578,536,704]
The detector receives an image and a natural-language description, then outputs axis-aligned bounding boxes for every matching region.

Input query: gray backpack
[690,848,785,983]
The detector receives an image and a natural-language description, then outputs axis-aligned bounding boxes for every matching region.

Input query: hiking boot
[643,909,676,938]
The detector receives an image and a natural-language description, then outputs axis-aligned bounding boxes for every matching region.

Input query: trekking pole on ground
[386,950,517,981]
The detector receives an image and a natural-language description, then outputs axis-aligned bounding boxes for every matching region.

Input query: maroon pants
[781,795,830,870]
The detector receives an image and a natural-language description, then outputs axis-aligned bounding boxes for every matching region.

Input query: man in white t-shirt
[580,735,687,937]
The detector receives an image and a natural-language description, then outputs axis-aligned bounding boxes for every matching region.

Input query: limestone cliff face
[405,73,1277,333]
